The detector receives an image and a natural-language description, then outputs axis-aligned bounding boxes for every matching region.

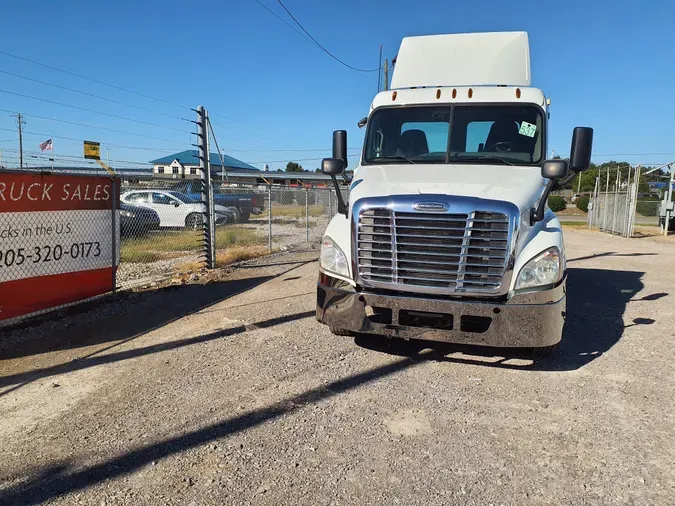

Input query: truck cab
[315,32,593,355]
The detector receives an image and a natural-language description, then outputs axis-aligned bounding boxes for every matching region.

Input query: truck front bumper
[316,280,566,348]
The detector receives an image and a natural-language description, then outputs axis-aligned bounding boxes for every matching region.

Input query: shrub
[548,195,567,212]
[635,197,660,217]
[576,195,590,213]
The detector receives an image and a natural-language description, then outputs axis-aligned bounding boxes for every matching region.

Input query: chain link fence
[114,181,344,289]
[116,183,206,289]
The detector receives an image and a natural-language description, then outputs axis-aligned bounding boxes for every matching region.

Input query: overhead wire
[0,108,181,144]
[0,88,187,134]
[0,127,173,154]
[0,49,188,110]
[0,48,295,142]
[0,69,187,122]
[246,153,361,165]
[0,147,152,167]
[273,0,380,73]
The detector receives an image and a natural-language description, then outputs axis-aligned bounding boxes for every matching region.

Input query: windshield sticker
[518,121,537,138]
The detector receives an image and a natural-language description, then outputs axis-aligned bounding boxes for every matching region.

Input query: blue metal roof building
[151,150,258,171]
[150,150,258,179]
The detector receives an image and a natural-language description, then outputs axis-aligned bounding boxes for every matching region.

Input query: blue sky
[0,0,673,170]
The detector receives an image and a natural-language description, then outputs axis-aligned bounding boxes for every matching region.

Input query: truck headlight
[515,247,561,290]
[320,236,349,278]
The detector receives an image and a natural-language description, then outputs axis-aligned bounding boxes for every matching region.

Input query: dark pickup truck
[170,181,264,222]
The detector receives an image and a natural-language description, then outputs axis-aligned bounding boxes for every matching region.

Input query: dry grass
[271,204,326,219]
[216,245,271,266]
[120,226,266,263]
[560,221,589,228]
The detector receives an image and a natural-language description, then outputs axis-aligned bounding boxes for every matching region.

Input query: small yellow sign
[84,140,101,160]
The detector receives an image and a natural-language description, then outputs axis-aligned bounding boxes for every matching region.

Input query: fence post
[268,184,272,253]
[197,105,215,268]
[111,177,117,295]
[664,163,674,236]
[329,188,333,217]
[623,166,632,237]
[205,110,216,267]
[305,186,309,242]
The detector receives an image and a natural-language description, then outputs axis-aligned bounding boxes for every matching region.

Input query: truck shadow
[354,267,652,372]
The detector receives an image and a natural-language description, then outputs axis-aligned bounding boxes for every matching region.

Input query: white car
[120,190,237,229]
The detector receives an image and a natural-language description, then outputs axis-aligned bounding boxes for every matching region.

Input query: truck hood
[350,164,546,213]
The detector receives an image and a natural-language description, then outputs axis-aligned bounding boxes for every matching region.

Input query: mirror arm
[556,171,576,188]
[531,179,556,224]
[330,175,348,217]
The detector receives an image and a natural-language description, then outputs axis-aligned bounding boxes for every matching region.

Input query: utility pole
[12,113,25,169]
[383,59,389,91]
[377,45,383,92]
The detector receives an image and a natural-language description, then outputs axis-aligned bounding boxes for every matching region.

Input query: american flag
[39,138,53,152]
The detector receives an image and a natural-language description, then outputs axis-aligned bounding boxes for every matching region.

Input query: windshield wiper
[451,155,515,166]
[367,155,415,164]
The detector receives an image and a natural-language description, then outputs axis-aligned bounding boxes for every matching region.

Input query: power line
[0,49,189,111]
[255,0,378,73]
[252,0,314,43]
[0,148,152,166]
[593,152,675,157]
[0,69,186,122]
[246,153,361,164]
[0,48,296,143]
[0,127,172,154]
[0,108,181,144]
[0,88,187,134]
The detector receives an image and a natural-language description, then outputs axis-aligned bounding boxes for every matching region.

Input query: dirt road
[1,229,674,505]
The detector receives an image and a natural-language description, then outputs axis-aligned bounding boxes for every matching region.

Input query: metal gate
[588,165,638,237]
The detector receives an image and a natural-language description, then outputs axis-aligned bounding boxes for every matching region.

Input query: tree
[286,162,304,172]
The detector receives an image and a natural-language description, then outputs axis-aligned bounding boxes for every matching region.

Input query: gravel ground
[114,215,330,290]
[1,229,674,505]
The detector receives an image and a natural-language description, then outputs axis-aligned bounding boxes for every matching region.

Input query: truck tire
[329,326,353,337]
[228,207,241,223]
[531,343,559,356]
[185,213,203,230]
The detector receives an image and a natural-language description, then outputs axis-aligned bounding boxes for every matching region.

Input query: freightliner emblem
[413,202,449,212]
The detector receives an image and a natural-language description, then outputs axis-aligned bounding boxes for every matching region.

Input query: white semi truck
[315,32,593,355]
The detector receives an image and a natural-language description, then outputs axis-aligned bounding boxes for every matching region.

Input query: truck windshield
[363,104,544,166]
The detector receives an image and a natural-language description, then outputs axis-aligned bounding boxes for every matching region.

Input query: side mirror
[569,127,593,172]
[541,159,569,180]
[357,117,367,129]
[532,159,570,224]
[322,158,345,175]
[332,130,348,169]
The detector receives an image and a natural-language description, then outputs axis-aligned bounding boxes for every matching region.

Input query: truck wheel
[240,212,250,223]
[185,213,203,230]
[532,343,559,356]
[329,326,353,336]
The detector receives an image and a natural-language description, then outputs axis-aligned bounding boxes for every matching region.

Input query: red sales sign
[0,172,120,321]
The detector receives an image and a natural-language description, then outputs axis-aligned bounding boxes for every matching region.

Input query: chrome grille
[357,208,510,294]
